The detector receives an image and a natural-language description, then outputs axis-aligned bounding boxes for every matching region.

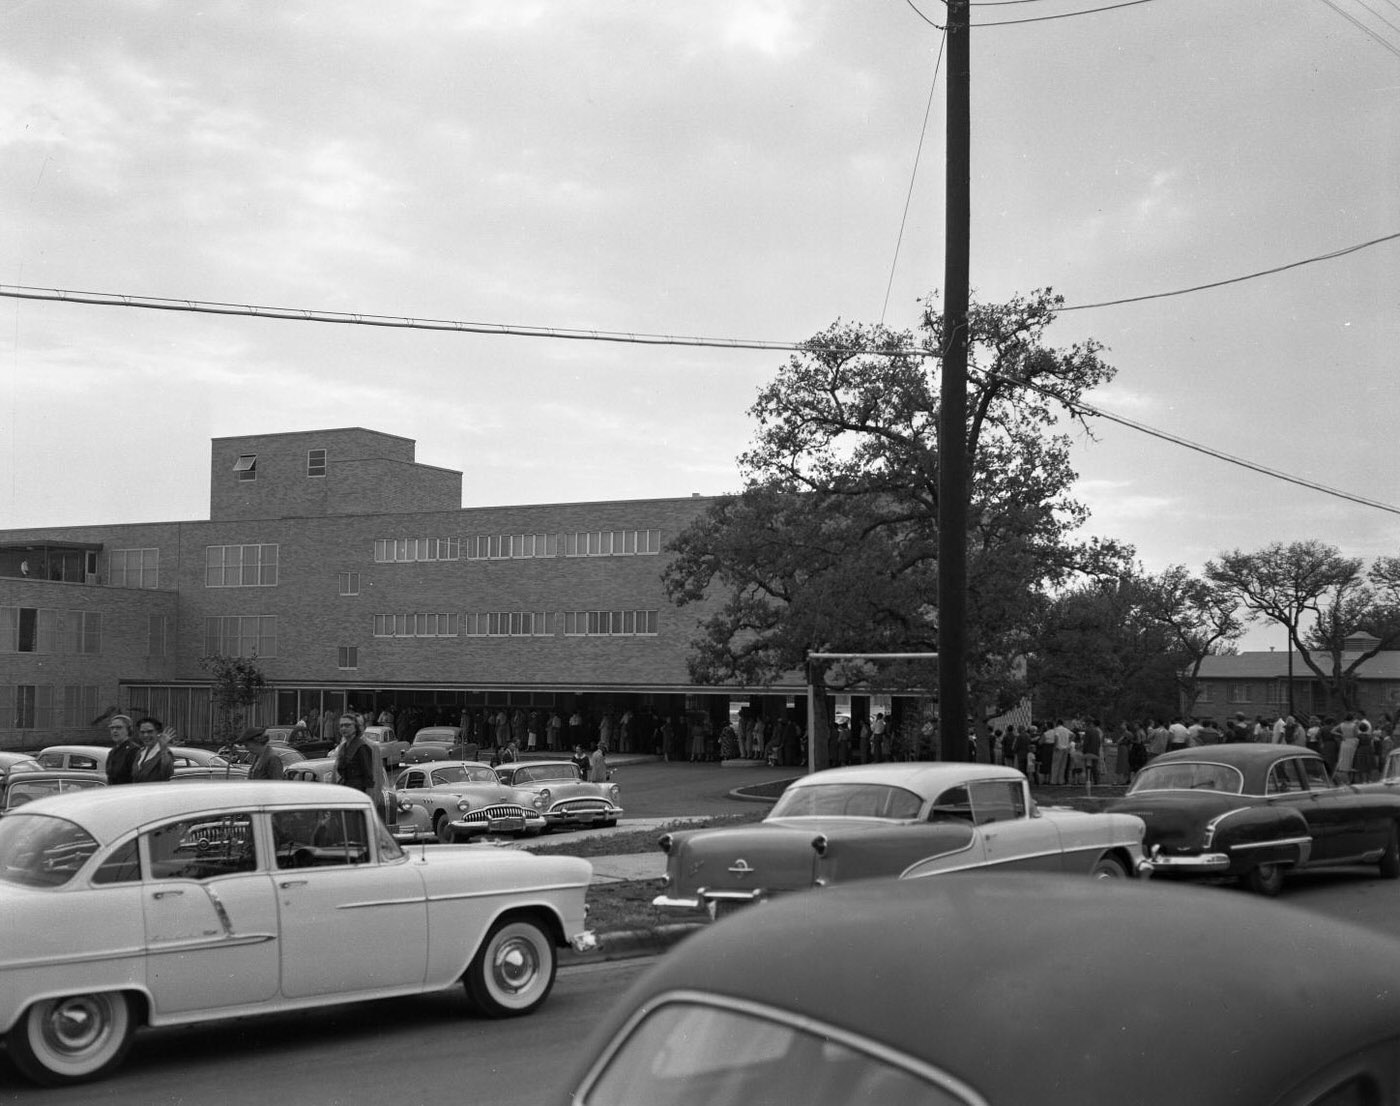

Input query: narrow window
[233,454,257,481]
[338,646,358,670]
[307,448,327,477]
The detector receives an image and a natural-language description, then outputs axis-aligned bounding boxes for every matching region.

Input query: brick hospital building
[0,428,798,750]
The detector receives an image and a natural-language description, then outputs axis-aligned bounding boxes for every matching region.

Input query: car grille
[457,804,534,822]
[554,798,610,814]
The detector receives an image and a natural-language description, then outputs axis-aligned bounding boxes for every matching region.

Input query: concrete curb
[561,922,706,966]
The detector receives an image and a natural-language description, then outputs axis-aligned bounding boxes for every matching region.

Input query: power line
[909,0,1159,28]
[977,368,1400,516]
[1319,0,1400,56]
[1059,230,1400,311]
[883,28,947,324]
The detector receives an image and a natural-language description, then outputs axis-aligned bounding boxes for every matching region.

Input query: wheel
[1380,823,1400,879]
[8,992,135,1086]
[1090,855,1127,880]
[434,812,456,845]
[1244,862,1285,896]
[463,917,557,1017]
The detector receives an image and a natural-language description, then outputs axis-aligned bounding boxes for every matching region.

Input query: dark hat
[237,726,268,744]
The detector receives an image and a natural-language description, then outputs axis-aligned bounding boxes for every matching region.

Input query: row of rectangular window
[110,532,663,592]
[463,530,662,560]
[374,538,461,563]
[200,611,662,661]
[0,608,102,655]
[206,544,279,588]
[370,611,659,637]
[0,684,99,730]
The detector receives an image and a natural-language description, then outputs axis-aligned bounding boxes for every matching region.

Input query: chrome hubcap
[44,997,109,1055]
[492,938,540,994]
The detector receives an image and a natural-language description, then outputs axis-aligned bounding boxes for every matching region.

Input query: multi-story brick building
[0,428,799,750]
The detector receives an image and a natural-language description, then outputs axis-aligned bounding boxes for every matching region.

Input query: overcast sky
[3,0,1397,651]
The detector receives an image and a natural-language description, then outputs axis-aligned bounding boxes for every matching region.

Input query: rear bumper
[654,888,765,918]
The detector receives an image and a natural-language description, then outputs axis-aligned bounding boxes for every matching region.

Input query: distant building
[1188,633,1400,722]
[0,428,801,749]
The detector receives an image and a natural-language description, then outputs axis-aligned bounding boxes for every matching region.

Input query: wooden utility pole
[938,0,971,762]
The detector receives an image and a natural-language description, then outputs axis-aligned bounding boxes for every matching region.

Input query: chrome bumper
[1143,847,1231,874]
[570,929,599,954]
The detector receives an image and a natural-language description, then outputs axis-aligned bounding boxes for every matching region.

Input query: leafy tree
[664,290,1129,759]
[1205,541,1400,713]
[1028,576,1181,723]
[1137,565,1245,714]
[199,653,268,747]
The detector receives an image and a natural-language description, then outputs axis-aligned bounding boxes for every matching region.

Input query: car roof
[4,768,105,783]
[1147,745,1319,768]
[0,752,42,768]
[400,760,494,771]
[570,875,1400,1105]
[787,762,1027,791]
[13,781,370,842]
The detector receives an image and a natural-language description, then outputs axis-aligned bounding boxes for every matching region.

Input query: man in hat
[238,726,284,781]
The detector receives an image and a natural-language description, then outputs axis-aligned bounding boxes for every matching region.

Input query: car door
[141,811,280,1016]
[1295,756,1391,860]
[270,805,428,999]
[970,780,1063,871]
[1263,757,1345,862]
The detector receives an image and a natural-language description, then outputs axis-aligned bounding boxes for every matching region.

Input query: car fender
[1204,804,1311,864]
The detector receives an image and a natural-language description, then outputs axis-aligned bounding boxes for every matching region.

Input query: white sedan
[0,781,594,1086]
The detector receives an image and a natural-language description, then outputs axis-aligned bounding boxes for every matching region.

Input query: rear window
[0,813,101,888]
[579,999,973,1106]
[1128,762,1243,795]
[771,783,923,820]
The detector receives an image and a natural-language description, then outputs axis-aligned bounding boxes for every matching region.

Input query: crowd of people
[984,710,1398,786]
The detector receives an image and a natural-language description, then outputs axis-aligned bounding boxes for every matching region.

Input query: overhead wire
[1318,0,1400,56]
[882,28,947,324]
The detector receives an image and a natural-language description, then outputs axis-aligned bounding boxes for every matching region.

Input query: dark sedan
[1110,744,1400,894]
[553,875,1400,1106]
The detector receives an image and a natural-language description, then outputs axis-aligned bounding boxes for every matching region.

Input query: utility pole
[938,0,971,762]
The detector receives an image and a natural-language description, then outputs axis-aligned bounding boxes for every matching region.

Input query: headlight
[610,785,620,803]
[457,798,471,812]
[397,798,413,813]
[538,787,551,804]
[533,795,546,811]
[658,832,673,855]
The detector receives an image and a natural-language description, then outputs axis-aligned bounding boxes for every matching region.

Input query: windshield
[431,765,495,785]
[1128,762,1244,795]
[518,765,579,784]
[0,813,102,887]
[770,783,924,820]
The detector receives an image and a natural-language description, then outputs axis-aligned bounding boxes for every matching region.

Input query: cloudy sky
[3,0,1397,650]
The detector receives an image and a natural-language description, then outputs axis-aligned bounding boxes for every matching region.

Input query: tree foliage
[664,290,1129,750]
[1028,565,1243,722]
[199,653,267,746]
[1206,541,1400,711]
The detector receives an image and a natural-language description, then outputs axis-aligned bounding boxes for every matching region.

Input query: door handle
[279,879,308,889]
[152,889,184,899]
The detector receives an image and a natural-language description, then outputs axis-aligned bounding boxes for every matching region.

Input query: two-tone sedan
[493,759,623,831]
[654,763,1147,918]
[388,761,547,843]
[0,781,594,1086]
[1109,744,1400,895]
